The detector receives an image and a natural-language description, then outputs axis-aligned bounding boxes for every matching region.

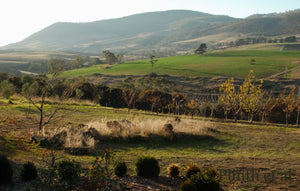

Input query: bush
[21,161,38,182]
[57,160,81,187]
[0,155,13,185]
[185,163,201,178]
[167,163,180,177]
[179,179,197,191]
[188,169,220,191]
[114,161,127,177]
[135,156,160,178]
[163,123,173,134]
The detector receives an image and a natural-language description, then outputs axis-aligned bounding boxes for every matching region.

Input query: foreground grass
[60,49,300,79]
[1,97,300,190]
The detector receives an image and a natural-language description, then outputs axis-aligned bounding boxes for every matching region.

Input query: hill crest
[2,9,300,55]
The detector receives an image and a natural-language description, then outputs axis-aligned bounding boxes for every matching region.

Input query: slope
[2,9,300,55]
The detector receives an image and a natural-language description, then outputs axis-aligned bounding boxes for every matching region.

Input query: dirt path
[261,61,300,80]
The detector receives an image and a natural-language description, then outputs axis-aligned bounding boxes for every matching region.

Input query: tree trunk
[127,107,130,114]
[296,108,300,128]
[39,107,43,132]
[250,113,254,123]
[234,114,237,123]
[286,112,289,127]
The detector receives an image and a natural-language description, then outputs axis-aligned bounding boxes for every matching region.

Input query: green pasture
[61,49,300,78]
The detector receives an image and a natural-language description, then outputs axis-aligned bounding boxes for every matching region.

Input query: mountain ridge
[2,9,300,55]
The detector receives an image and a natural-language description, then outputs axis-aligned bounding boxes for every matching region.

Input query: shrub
[114,161,127,177]
[185,163,201,178]
[0,155,13,185]
[21,161,38,182]
[89,157,106,188]
[135,156,160,178]
[179,179,197,191]
[189,169,220,191]
[57,160,81,187]
[163,123,173,134]
[167,163,180,177]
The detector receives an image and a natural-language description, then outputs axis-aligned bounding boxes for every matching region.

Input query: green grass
[60,49,300,78]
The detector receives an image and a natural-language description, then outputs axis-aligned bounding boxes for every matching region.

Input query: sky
[0,0,299,47]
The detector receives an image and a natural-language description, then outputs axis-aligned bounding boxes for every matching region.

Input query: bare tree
[22,59,65,134]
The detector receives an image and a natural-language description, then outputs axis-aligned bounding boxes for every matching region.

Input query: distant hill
[2,9,300,55]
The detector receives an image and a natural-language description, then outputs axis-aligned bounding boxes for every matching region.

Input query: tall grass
[87,117,214,138]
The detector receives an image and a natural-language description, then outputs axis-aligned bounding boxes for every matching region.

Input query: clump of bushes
[21,161,37,182]
[167,163,180,177]
[185,163,201,178]
[180,167,220,191]
[0,155,13,185]
[135,156,160,178]
[114,161,127,177]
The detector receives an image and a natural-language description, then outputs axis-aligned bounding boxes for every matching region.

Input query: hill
[0,51,80,75]
[2,9,300,55]
[61,45,300,79]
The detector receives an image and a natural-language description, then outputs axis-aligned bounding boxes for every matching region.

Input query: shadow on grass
[94,132,229,152]
[15,106,39,114]
[0,136,17,156]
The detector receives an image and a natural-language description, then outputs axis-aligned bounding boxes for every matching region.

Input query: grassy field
[1,96,300,190]
[61,48,300,79]
[0,51,77,61]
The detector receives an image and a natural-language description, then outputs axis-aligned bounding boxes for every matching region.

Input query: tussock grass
[87,117,215,138]
[44,117,216,148]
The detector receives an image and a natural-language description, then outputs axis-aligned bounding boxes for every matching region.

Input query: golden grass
[87,117,215,138]
[45,117,215,149]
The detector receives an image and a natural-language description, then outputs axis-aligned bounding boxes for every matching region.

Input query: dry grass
[45,117,215,149]
[86,117,215,138]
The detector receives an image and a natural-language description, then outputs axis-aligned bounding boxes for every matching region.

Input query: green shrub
[0,155,13,185]
[114,161,127,177]
[21,161,38,182]
[135,156,160,178]
[57,160,81,187]
[89,157,106,189]
[188,168,220,191]
[167,163,180,177]
[179,179,197,191]
[185,163,201,178]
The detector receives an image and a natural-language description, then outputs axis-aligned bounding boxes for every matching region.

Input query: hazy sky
[0,0,299,46]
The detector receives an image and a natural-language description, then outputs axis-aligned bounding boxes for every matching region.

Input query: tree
[281,87,297,127]
[48,58,65,76]
[167,93,186,115]
[296,93,300,128]
[120,77,139,113]
[0,80,15,99]
[239,70,264,123]
[285,36,297,42]
[22,60,65,134]
[195,43,207,55]
[102,50,118,65]
[186,99,199,118]
[150,55,158,68]
[219,78,241,122]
